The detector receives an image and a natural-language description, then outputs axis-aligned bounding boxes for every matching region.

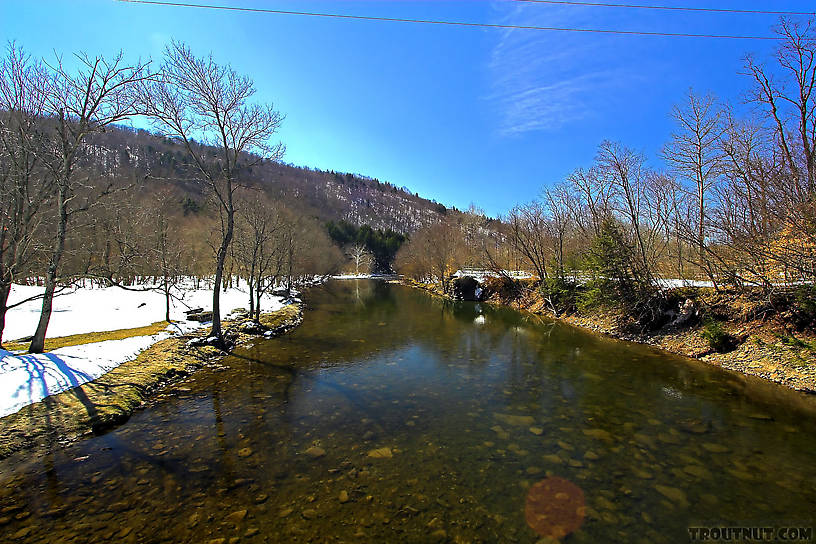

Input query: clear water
[1,280,815,543]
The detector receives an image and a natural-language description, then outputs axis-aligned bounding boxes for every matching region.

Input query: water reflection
[1,280,815,543]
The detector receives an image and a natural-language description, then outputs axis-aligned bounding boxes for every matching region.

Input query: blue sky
[2,0,813,216]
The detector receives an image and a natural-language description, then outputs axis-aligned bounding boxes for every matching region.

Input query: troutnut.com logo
[688,527,813,542]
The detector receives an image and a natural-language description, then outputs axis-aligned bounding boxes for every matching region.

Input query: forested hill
[85,125,452,234]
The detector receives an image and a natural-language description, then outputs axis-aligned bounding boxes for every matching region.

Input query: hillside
[84,125,451,234]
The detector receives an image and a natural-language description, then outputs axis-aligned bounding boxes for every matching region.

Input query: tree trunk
[255,284,262,322]
[211,242,228,340]
[210,188,235,342]
[164,277,171,322]
[30,184,68,354]
[0,282,11,346]
[248,278,255,317]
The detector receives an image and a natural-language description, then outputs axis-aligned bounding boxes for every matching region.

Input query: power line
[510,0,815,17]
[117,0,777,40]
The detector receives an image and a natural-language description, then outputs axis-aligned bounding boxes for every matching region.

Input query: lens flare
[525,476,586,539]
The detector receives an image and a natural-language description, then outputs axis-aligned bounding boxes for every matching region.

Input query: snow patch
[0,332,169,418]
[1,279,290,418]
[6,279,286,341]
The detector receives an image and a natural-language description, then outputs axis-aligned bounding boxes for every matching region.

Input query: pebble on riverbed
[305,446,326,459]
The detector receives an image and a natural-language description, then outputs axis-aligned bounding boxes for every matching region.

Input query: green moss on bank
[258,304,301,330]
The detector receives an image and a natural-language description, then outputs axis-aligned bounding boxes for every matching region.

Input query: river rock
[368,447,393,459]
[278,508,293,518]
[427,517,444,529]
[188,512,201,527]
[226,510,247,524]
[682,465,710,479]
[654,485,688,506]
[430,529,448,541]
[495,413,535,426]
[701,443,730,453]
[633,433,656,449]
[11,527,33,539]
[726,468,754,481]
[583,428,613,441]
[657,433,682,445]
[748,412,773,421]
[542,454,562,465]
[632,468,654,479]
[305,446,326,459]
[679,420,709,434]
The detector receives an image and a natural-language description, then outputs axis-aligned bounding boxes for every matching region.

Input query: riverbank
[0,303,302,460]
[400,278,816,394]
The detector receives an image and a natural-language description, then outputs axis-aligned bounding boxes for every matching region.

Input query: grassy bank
[0,303,303,460]
[3,321,172,352]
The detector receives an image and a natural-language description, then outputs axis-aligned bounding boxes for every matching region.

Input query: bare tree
[348,243,372,276]
[663,90,723,284]
[597,140,665,284]
[542,182,574,280]
[0,43,53,345]
[139,41,284,345]
[566,166,611,240]
[234,192,282,320]
[745,18,816,193]
[152,201,185,322]
[28,49,150,353]
[395,220,459,292]
[507,200,551,280]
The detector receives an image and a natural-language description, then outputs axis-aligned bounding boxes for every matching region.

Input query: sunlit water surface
[1,280,816,543]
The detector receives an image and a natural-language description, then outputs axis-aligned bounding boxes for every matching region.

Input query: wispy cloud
[485,3,634,136]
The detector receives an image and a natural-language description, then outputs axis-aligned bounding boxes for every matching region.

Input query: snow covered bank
[6,279,286,341]
[0,329,181,418]
[332,274,400,280]
[1,280,290,418]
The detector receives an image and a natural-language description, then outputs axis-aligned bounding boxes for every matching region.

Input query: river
[1,280,815,543]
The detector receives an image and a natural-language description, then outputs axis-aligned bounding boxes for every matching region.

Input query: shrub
[540,276,579,315]
[779,333,810,349]
[481,276,522,301]
[790,285,816,330]
[581,220,665,331]
[701,318,735,353]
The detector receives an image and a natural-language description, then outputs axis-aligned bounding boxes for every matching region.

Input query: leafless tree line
[397,19,816,304]
[0,39,337,349]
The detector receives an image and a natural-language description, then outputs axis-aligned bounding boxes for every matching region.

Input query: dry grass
[3,321,172,352]
[258,304,301,330]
